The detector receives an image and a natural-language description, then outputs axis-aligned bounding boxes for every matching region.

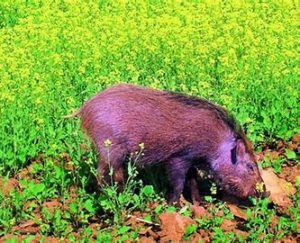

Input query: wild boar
[68,84,265,203]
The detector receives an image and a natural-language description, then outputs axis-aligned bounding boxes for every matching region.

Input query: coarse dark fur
[68,84,266,203]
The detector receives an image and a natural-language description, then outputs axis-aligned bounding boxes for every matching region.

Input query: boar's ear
[236,139,246,157]
[231,139,246,164]
[231,145,237,164]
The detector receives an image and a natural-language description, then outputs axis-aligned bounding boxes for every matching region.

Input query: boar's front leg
[183,167,202,205]
[166,158,191,204]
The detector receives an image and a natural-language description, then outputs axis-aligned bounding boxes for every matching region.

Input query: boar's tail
[63,109,81,119]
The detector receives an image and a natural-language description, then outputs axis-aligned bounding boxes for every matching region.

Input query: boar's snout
[248,181,270,199]
[247,182,268,198]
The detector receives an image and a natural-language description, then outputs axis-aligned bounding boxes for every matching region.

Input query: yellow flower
[104,139,112,148]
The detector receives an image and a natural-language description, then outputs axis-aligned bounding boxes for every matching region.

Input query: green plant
[183,224,197,241]
[179,205,192,217]
[40,207,71,237]
[195,202,235,241]
[245,198,275,241]
[285,149,297,160]
[261,154,285,174]
[212,228,237,243]
[96,231,113,243]
[0,0,299,174]
[275,215,298,240]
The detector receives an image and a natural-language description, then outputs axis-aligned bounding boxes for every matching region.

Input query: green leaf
[84,199,95,214]
[184,224,197,236]
[285,149,296,160]
[64,211,71,219]
[132,194,140,205]
[143,214,152,222]
[295,176,300,188]
[166,206,176,213]
[118,193,128,205]
[31,183,45,195]
[31,163,43,173]
[54,165,63,178]
[179,205,191,217]
[119,234,129,241]
[118,226,130,235]
[130,231,138,239]
[142,185,154,197]
[69,202,77,214]
[154,205,163,214]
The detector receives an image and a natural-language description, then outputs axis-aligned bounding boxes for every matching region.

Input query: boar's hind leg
[97,146,127,189]
[96,160,110,186]
[96,161,125,189]
[166,158,191,204]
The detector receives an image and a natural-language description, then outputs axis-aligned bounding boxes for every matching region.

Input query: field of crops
[0,1,299,242]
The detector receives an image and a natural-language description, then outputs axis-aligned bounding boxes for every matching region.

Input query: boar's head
[210,134,265,199]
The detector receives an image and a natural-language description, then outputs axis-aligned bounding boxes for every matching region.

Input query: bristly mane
[165,91,244,139]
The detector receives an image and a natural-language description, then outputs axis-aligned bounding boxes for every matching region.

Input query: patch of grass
[261,155,285,174]
[0,0,299,174]
[245,198,275,241]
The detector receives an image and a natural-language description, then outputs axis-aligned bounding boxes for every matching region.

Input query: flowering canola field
[0,0,299,171]
[0,1,299,241]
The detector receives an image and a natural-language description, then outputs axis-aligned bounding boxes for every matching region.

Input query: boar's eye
[247,163,254,172]
[231,146,237,164]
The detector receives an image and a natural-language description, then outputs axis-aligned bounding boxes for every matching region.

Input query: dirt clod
[42,199,62,214]
[158,212,196,242]
[291,134,300,145]
[261,168,296,209]
[140,236,155,243]
[227,204,247,220]
[279,164,300,184]
[12,220,40,234]
[191,205,210,219]
[0,178,19,196]
[220,219,237,231]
